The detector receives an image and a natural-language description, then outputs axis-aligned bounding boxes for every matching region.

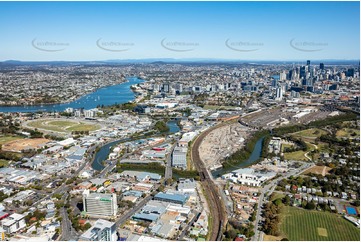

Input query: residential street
[252,162,314,241]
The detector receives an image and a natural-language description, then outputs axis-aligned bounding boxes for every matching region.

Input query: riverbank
[0,77,145,113]
[0,79,129,107]
[91,120,181,171]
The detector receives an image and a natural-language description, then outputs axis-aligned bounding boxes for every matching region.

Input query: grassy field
[284,150,308,161]
[0,159,9,167]
[302,165,332,176]
[281,143,293,152]
[336,128,360,139]
[270,193,285,202]
[292,128,327,143]
[0,136,24,145]
[280,206,360,241]
[27,119,100,133]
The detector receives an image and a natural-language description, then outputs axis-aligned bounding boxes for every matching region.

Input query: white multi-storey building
[1,213,26,234]
[83,190,118,218]
[80,219,117,241]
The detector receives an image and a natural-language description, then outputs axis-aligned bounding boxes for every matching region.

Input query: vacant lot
[302,165,332,176]
[27,119,100,133]
[280,206,360,241]
[0,136,24,145]
[2,138,50,152]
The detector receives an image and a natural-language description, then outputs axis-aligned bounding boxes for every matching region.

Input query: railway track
[191,120,238,241]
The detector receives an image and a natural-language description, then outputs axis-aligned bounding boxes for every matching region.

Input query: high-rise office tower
[320,63,324,70]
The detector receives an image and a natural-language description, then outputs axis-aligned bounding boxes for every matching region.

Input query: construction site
[198,122,251,171]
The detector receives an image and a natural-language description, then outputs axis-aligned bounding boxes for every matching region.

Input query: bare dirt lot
[302,165,332,176]
[2,138,50,152]
[198,122,251,169]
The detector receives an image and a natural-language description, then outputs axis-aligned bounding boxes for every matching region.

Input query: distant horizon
[1,58,359,64]
[0,1,359,61]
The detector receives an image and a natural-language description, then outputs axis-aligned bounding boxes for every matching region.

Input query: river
[0,77,145,113]
[211,137,264,177]
[91,120,181,171]
[166,120,181,133]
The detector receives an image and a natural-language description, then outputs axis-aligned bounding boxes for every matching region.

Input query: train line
[191,120,238,241]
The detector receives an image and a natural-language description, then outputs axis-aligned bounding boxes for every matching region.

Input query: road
[115,195,153,227]
[252,162,314,241]
[178,211,200,240]
[59,206,79,241]
[165,142,177,180]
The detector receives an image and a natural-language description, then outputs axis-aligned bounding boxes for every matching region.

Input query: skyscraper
[271,79,278,87]
[275,87,283,100]
[347,68,355,77]
[300,66,306,79]
[162,83,170,93]
[320,63,324,70]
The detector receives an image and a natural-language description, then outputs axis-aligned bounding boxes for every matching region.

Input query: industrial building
[177,178,197,194]
[172,146,187,169]
[154,192,189,205]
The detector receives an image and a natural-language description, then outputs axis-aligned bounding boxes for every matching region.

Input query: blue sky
[0,1,359,61]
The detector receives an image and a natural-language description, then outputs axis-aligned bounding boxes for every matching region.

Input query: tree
[224,228,237,240]
[282,196,291,205]
[273,198,282,207]
[83,223,92,230]
[352,200,360,207]
[157,185,165,192]
[154,121,169,133]
[305,202,316,210]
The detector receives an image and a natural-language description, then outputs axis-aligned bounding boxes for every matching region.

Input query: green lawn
[0,159,9,168]
[66,124,100,132]
[270,193,285,202]
[27,119,100,133]
[284,150,308,161]
[292,128,327,143]
[28,120,65,132]
[280,206,360,241]
[0,136,24,145]
[336,128,360,139]
[281,143,294,152]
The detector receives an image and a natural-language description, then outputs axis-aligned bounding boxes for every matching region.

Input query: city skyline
[0,1,359,61]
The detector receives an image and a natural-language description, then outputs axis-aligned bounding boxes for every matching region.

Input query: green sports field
[27,119,100,133]
[280,206,360,241]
